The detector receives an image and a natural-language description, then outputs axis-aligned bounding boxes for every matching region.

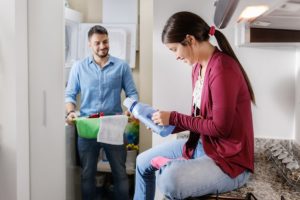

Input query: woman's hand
[152,111,171,126]
[195,115,203,119]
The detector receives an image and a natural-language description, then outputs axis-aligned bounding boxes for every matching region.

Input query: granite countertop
[209,138,300,200]
[174,134,300,200]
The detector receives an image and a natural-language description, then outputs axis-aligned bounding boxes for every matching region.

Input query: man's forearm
[66,102,76,113]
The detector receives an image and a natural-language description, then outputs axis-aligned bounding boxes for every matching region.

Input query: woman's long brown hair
[162,11,255,104]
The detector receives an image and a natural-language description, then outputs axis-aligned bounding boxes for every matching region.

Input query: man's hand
[151,111,171,126]
[124,110,137,122]
[124,110,131,117]
[66,111,77,125]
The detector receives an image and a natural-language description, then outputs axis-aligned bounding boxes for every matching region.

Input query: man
[65,25,138,200]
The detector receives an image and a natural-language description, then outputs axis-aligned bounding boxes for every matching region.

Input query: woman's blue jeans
[133,139,250,200]
[78,137,129,200]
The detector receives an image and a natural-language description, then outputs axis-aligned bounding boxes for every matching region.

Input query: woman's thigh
[136,139,187,169]
[157,155,250,199]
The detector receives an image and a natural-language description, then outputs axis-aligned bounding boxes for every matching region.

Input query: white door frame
[16,0,30,199]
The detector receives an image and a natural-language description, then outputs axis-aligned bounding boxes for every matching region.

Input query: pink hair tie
[209,26,215,36]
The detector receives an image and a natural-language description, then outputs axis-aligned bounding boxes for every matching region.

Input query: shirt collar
[88,54,115,67]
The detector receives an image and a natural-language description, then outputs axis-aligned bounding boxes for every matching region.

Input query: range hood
[250,0,300,31]
[238,0,300,45]
[214,0,300,30]
[214,0,239,29]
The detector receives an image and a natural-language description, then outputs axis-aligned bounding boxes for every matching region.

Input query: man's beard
[96,48,109,58]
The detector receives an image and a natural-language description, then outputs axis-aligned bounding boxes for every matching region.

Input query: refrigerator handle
[42,90,47,127]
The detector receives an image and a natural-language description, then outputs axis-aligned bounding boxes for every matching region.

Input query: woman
[134,11,255,200]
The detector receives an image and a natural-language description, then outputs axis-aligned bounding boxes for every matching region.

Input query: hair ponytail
[214,30,255,104]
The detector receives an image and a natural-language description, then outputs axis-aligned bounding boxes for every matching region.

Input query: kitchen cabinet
[28,0,66,199]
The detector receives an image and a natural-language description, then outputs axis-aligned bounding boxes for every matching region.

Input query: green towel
[75,117,101,139]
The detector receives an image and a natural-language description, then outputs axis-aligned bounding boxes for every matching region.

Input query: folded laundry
[97,115,128,145]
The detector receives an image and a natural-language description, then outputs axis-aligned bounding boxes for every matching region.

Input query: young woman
[134,11,255,200]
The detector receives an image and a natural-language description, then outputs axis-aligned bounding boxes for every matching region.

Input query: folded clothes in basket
[75,117,101,139]
[97,115,128,145]
[75,115,128,143]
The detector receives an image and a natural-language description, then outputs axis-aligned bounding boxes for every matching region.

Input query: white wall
[68,0,102,22]
[139,0,153,152]
[242,47,296,139]
[296,48,300,145]
[153,0,297,144]
[0,0,17,199]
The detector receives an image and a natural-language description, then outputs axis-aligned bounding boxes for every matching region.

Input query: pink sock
[150,156,186,169]
[151,156,171,169]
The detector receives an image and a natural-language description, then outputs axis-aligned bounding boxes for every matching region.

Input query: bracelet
[66,110,75,118]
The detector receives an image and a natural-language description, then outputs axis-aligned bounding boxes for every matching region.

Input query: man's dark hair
[88,25,108,40]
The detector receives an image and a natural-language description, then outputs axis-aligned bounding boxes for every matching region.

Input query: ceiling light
[238,5,269,22]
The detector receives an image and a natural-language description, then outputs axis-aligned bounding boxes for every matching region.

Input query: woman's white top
[192,69,204,116]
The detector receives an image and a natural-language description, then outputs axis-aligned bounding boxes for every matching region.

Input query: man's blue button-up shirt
[65,55,138,117]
